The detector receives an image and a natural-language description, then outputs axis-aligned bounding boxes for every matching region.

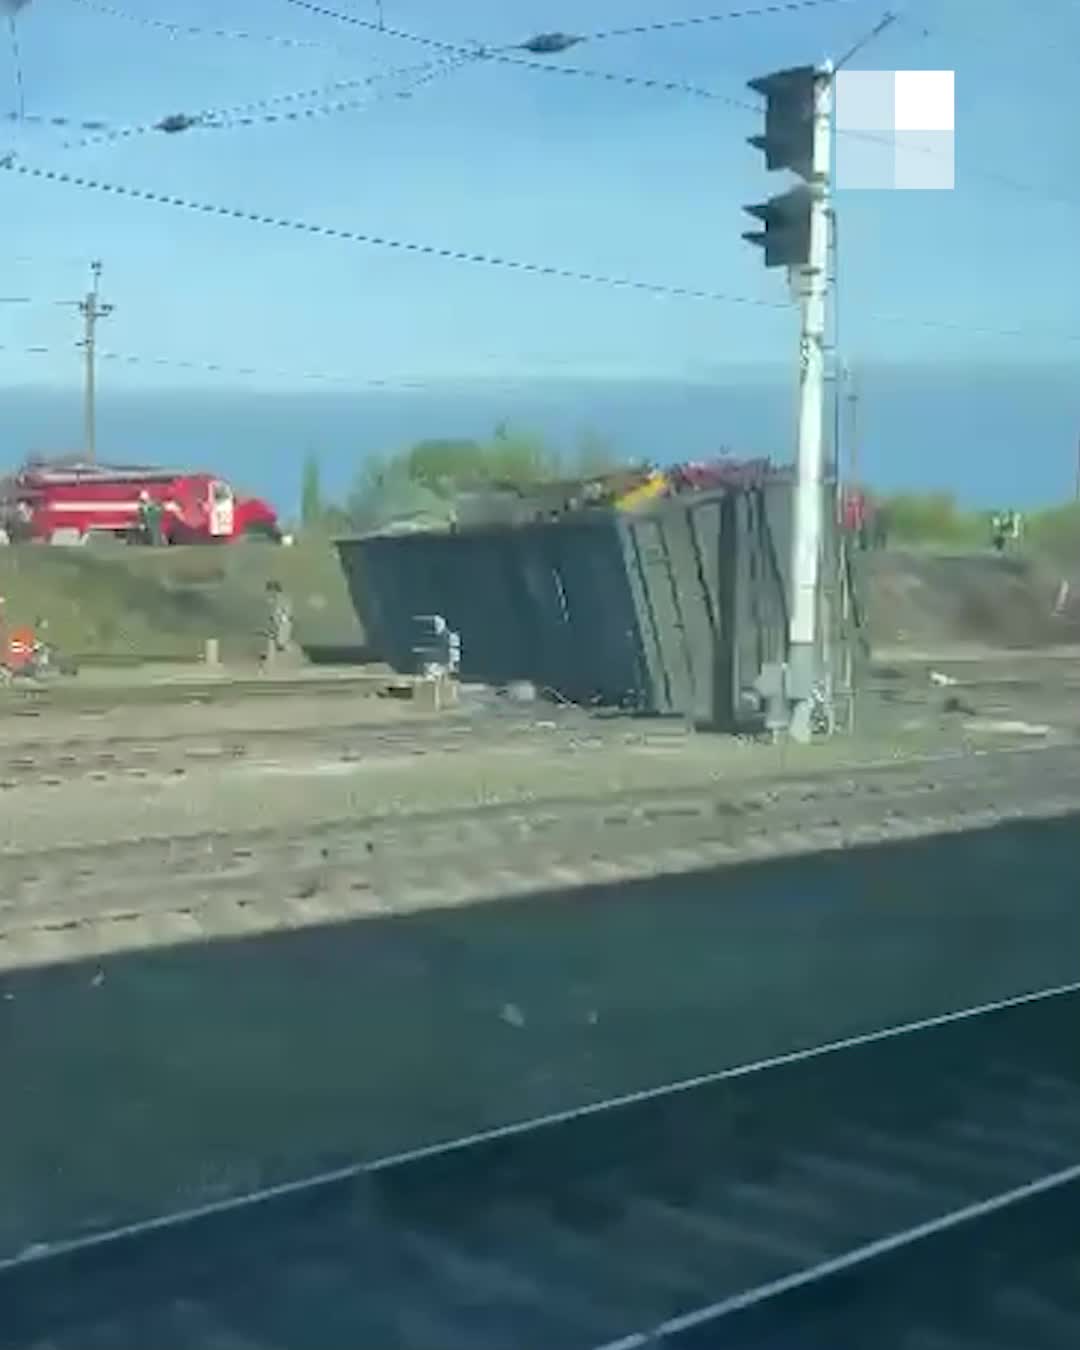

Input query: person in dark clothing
[261,580,294,667]
[137,491,165,546]
[871,503,890,550]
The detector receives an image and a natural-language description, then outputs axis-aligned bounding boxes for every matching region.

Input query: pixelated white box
[834,70,954,190]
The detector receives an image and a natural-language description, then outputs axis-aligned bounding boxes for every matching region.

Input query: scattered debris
[963,719,1051,737]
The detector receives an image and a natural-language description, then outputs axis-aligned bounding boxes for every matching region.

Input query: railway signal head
[742,184,813,269]
[747,65,817,182]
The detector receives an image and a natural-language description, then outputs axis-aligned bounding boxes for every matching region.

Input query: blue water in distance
[1,364,1072,520]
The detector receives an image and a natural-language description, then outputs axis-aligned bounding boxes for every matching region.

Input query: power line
[469,56,746,107]
[0,335,425,388]
[282,0,860,49]
[586,0,859,41]
[60,53,470,150]
[272,1,1080,207]
[94,348,430,389]
[3,154,1078,346]
[7,13,25,120]
[203,55,477,134]
[281,0,477,55]
[0,155,789,311]
[57,0,764,115]
[2,336,707,392]
[275,0,806,108]
[5,58,467,150]
[44,0,1080,210]
[64,0,347,52]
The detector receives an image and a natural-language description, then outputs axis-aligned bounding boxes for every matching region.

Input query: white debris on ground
[963,719,1051,737]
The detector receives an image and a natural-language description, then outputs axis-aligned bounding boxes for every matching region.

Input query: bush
[346,423,628,529]
[1025,502,1080,565]
[879,493,983,547]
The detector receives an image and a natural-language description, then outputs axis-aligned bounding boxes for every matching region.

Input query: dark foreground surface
[4,812,1080,1258]
[663,1173,1080,1349]
[4,987,1079,1349]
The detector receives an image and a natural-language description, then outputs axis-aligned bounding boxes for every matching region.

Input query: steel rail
[4,983,1080,1348]
[3,749,1080,972]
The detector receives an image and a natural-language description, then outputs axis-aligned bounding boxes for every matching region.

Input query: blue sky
[0,0,1078,393]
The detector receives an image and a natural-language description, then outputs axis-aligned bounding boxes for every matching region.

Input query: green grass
[881,493,986,549]
[878,493,1080,569]
[0,531,362,663]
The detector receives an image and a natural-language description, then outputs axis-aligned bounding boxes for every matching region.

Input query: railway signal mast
[744,64,833,742]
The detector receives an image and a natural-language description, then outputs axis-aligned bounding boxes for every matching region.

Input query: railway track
[0,720,489,789]
[3,742,1080,972]
[4,983,1079,1349]
[0,670,405,715]
[0,703,608,788]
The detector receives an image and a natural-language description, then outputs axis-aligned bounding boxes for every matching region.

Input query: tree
[344,423,627,530]
[486,422,561,485]
[573,429,623,477]
[346,452,452,532]
[301,452,323,527]
[402,439,488,496]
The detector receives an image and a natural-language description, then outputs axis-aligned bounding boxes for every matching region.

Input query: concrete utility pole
[786,64,833,743]
[78,260,112,463]
[1074,433,1080,503]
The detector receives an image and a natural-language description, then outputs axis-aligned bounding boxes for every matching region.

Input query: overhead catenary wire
[0,335,424,388]
[2,154,1079,347]
[28,0,1075,209]
[282,0,860,49]
[63,0,347,52]
[585,0,859,41]
[94,346,431,389]
[0,155,790,311]
[18,38,745,149]
[281,2,747,107]
[0,337,720,392]
[41,1,1074,209]
[274,0,1080,207]
[60,52,473,150]
[277,0,804,104]
[7,12,25,120]
[56,0,786,117]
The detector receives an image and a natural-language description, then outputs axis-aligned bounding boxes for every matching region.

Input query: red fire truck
[1,460,281,545]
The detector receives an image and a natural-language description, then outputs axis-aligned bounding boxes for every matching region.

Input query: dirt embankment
[0,537,361,663]
[855,549,1080,653]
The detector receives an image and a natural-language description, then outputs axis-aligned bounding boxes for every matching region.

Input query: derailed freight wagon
[336,471,842,731]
